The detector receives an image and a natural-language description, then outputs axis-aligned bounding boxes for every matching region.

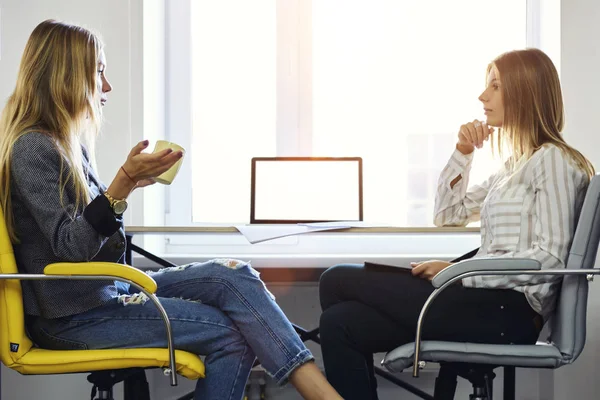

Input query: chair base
[88,368,150,400]
[434,363,506,400]
[434,364,458,400]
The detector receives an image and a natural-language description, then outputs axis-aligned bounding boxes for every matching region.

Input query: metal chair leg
[502,366,515,400]
[484,373,494,400]
[123,369,151,400]
[434,365,458,400]
[468,373,493,400]
[94,388,114,400]
[464,369,494,400]
[470,386,487,400]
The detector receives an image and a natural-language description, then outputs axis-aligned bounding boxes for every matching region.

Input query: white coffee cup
[152,140,185,185]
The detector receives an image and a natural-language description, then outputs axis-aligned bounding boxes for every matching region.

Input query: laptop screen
[251,157,363,224]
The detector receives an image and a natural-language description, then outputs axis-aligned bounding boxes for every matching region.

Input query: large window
[312,0,525,226]
[190,1,276,223]
[154,0,545,229]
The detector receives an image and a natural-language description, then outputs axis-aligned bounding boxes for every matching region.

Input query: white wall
[1,0,600,399]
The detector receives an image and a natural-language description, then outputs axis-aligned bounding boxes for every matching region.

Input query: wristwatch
[103,191,128,215]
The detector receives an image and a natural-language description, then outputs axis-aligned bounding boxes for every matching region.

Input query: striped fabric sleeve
[434,148,499,227]
[462,146,584,288]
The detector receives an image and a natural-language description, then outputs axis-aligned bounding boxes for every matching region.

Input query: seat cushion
[382,341,566,373]
[8,347,205,380]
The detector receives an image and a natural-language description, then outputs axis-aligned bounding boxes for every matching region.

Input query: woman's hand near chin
[456,119,494,155]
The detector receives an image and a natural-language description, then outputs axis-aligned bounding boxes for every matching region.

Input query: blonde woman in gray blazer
[0,20,341,400]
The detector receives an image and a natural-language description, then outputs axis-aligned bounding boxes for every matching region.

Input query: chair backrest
[550,175,600,362]
[0,208,34,367]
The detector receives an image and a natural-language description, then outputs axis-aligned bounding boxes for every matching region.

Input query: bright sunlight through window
[189,0,526,226]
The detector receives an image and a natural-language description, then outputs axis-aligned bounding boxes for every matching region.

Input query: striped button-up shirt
[435,144,589,318]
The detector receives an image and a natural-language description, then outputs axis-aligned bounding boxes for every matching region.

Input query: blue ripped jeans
[26,260,313,400]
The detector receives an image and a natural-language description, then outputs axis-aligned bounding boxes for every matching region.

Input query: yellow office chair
[0,208,205,399]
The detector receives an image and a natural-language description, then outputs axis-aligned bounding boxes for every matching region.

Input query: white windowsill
[130,230,482,269]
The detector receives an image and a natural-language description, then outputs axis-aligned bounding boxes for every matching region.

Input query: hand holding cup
[122,140,185,185]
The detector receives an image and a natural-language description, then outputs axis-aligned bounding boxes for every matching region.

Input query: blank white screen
[254,160,361,222]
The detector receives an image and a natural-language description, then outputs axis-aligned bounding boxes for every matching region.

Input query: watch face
[113,200,128,215]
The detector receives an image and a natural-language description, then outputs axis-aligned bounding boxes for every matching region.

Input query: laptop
[250,157,363,224]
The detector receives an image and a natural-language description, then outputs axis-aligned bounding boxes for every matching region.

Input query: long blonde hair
[490,48,595,178]
[0,20,103,242]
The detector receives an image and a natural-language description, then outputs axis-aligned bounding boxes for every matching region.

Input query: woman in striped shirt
[318,48,595,400]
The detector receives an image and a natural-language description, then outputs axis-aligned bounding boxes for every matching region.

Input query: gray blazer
[11,132,126,318]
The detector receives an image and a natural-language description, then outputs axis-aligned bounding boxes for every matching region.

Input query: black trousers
[318,263,540,400]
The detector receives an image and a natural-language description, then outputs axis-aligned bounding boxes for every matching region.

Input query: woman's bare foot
[289,361,343,400]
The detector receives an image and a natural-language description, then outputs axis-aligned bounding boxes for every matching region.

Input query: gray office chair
[382,174,600,400]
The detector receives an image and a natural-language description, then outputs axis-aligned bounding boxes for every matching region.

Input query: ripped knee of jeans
[146,264,194,276]
[211,259,276,301]
[211,258,251,270]
[146,260,251,277]
[117,292,149,306]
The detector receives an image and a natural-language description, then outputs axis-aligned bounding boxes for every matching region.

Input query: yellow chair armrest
[44,262,157,294]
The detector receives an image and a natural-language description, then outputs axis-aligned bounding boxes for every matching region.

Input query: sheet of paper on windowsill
[297,221,393,228]
[234,224,345,244]
[235,221,393,244]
